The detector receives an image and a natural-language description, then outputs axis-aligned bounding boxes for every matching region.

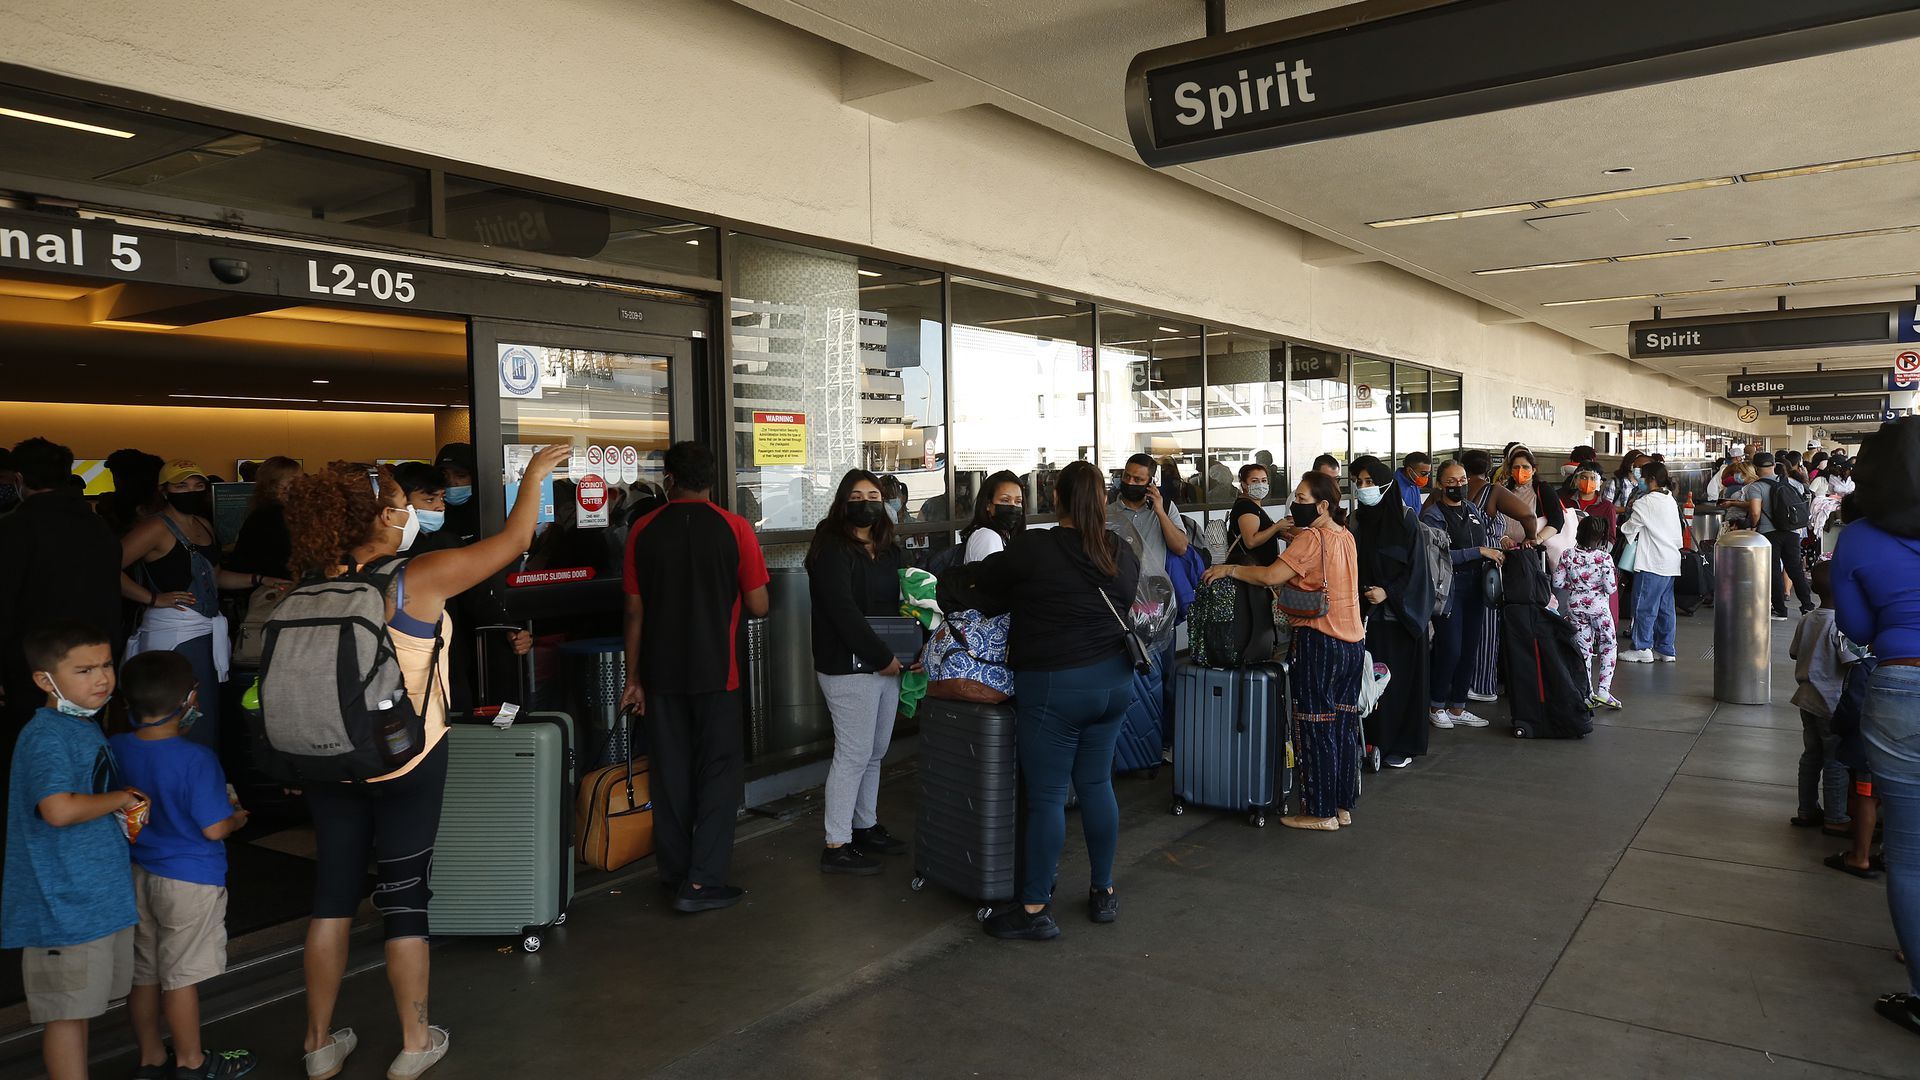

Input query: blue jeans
[1863,663,1920,996]
[1429,572,1485,710]
[1799,710,1850,823]
[1014,654,1133,906]
[1631,571,1676,657]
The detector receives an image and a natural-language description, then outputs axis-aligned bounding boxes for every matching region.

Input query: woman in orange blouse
[1202,471,1365,830]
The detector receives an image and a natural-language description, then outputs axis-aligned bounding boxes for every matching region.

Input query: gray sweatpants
[818,672,900,845]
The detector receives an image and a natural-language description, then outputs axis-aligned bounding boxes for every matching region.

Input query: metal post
[1713,529,1774,704]
[1205,0,1226,37]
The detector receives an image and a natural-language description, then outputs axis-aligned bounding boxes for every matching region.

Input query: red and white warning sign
[585,445,605,469]
[620,445,639,485]
[576,472,609,528]
[1896,350,1920,388]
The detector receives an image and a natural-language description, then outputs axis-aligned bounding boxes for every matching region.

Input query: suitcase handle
[471,622,533,717]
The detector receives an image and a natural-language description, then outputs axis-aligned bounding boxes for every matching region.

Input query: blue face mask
[40,672,104,719]
[415,508,446,534]
[133,698,200,733]
[1631,467,1643,481]
[443,486,472,506]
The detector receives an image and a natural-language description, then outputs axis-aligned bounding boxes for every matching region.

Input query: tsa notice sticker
[497,344,544,400]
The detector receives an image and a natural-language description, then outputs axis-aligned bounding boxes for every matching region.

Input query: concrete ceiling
[739,0,1920,404]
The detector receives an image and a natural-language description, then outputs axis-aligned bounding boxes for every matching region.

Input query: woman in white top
[962,470,1025,563]
[1619,460,1684,664]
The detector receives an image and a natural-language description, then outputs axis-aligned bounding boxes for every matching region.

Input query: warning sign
[753,411,808,466]
[576,472,609,528]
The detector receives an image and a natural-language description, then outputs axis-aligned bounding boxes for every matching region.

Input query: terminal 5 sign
[1125,0,1920,166]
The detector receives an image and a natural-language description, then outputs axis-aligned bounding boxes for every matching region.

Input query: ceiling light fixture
[1539,176,1738,208]
[1472,258,1612,276]
[1612,242,1767,262]
[684,239,700,246]
[1157,326,1183,333]
[1367,202,1540,228]
[169,393,317,404]
[1542,268,1920,307]
[1741,150,1920,182]
[0,105,136,139]
[311,379,330,385]
[856,269,883,278]
[323,399,467,409]
[1772,223,1920,245]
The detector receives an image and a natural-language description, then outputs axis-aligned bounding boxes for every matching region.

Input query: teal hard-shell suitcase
[427,711,576,952]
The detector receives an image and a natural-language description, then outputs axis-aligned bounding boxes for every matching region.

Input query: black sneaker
[984,905,1061,941]
[133,1057,173,1080]
[820,845,882,876]
[672,883,745,913]
[177,1049,256,1079]
[851,823,907,856]
[1088,888,1118,924]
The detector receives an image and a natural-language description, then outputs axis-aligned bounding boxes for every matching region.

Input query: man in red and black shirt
[621,442,769,913]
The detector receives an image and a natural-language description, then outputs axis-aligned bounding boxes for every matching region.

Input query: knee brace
[371,846,434,939]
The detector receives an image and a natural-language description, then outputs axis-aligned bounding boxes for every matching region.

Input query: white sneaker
[1451,710,1491,728]
[1620,649,1655,663]
[1467,690,1498,703]
[386,1027,450,1080]
[1659,653,1677,663]
[1429,709,1454,729]
[305,1029,357,1080]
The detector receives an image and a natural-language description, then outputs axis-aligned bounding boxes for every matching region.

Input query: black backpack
[1768,477,1810,532]
[249,557,438,783]
[1187,578,1277,669]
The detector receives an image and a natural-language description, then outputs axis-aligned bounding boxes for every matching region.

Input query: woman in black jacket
[807,469,909,877]
[968,460,1142,941]
[1347,456,1434,768]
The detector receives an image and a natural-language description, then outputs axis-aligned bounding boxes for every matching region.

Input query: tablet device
[853,616,925,671]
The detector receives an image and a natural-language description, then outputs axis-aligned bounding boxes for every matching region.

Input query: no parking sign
[1896,350,1920,389]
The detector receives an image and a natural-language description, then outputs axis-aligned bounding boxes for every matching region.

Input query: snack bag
[116,789,151,844]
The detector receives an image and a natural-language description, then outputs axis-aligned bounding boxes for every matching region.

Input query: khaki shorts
[22,926,134,1024]
[131,865,228,991]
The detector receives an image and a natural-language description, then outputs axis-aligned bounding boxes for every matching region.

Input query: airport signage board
[1787,404,1898,426]
[1770,395,1888,417]
[1630,304,1910,359]
[1727,370,1893,398]
[1125,0,1920,166]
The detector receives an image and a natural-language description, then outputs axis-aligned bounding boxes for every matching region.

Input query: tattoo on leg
[413,999,428,1028]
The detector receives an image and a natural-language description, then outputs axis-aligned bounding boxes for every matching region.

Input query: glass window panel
[1391,364,1432,465]
[1201,330,1286,507]
[727,235,946,533]
[446,177,717,277]
[0,85,432,236]
[1287,345,1347,479]
[1430,370,1463,459]
[1349,357,1394,468]
[1098,310,1203,510]
[497,343,672,579]
[950,278,1091,519]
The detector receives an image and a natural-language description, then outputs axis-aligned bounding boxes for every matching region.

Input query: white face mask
[387,505,421,551]
[1246,481,1270,500]
[40,671,104,718]
[1354,484,1385,507]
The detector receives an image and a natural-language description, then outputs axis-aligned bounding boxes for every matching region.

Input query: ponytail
[1056,460,1117,577]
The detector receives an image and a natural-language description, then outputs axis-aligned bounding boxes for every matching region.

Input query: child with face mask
[109,650,256,1080]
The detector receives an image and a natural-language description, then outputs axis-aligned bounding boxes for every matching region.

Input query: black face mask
[1442,485,1468,504]
[1289,502,1320,527]
[1120,483,1150,504]
[991,504,1025,532]
[844,500,882,528]
[166,490,212,518]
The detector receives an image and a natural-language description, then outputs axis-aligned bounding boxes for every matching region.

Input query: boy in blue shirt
[110,650,256,1080]
[2,620,142,1080]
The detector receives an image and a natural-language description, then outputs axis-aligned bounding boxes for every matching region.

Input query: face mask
[1442,484,1468,503]
[1289,502,1320,527]
[386,505,420,551]
[1512,467,1535,484]
[1120,483,1150,504]
[133,697,200,733]
[1631,467,1643,481]
[1411,472,1430,489]
[166,490,212,518]
[415,507,445,534]
[444,485,473,506]
[1246,481,1270,500]
[1576,477,1598,496]
[1354,484,1384,507]
[845,500,882,527]
[885,498,905,522]
[40,672,104,719]
[991,504,1025,532]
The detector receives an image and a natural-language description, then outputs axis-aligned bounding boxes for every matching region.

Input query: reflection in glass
[446,177,717,276]
[1349,357,1394,469]
[1390,365,1431,464]
[1287,345,1347,475]
[728,236,946,534]
[1099,311,1203,509]
[950,279,1092,520]
[1202,331,1286,506]
[1430,370,1463,459]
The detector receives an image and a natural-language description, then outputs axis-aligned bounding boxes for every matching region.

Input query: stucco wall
[0,0,1763,445]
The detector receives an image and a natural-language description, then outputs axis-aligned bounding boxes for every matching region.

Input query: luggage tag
[492,702,521,730]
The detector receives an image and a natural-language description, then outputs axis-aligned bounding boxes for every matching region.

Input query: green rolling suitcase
[427,711,576,952]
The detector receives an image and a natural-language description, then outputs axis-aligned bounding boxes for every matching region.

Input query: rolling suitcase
[1113,660,1166,776]
[911,697,1018,917]
[1169,660,1289,827]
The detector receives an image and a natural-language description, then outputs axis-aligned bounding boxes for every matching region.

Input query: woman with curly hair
[288,444,566,1080]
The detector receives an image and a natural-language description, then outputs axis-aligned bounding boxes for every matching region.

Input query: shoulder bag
[1098,586,1153,674]
[1275,528,1331,620]
[577,708,654,872]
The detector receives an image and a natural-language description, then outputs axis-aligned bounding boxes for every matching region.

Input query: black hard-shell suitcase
[1169,660,1289,827]
[911,697,1018,916]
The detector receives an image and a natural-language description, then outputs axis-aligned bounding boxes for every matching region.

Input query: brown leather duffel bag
[576,715,653,871]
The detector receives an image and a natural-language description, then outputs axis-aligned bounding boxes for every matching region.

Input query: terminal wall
[0,0,1752,440]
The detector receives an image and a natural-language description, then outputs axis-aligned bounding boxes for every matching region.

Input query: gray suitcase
[911,698,1018,916]
[427,710,576,952]
[1169,660,1289,827]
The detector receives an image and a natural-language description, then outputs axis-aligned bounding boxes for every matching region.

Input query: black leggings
[306,740,449,940]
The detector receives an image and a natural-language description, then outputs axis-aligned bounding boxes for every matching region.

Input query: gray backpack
[1410,508,1454,614]
[248,558,436,783]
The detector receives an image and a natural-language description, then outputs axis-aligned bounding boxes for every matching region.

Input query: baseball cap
[158,459,207,486]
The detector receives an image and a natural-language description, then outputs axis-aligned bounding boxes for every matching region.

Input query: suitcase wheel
[975,906,992,922]
[1249,810,1267,828]
[1170,799,1186,816]
[553,912,568,926]
[910,875,927,892]
[520,930,543,953]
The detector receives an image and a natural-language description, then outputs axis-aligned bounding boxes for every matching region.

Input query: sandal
[1790,814,1825,829]
[1824,852,1880,880]
[1874,994,1920,1038]
[1281,815,1340,831]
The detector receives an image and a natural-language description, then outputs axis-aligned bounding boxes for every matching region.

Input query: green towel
[897,567,941,717]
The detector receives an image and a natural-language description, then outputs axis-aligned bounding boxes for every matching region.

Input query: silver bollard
[1714,529,1774,705]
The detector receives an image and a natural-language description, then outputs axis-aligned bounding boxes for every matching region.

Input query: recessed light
[1603,167,1635,175]
[312,379,330,385]
[0,105,136,139]
[684,239,700,246]
[1157,326,1182,333]
[856,269,883,278]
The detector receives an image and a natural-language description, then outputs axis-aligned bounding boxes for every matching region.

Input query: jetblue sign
[1728,371,1896,398]
[1126,0,1920,167]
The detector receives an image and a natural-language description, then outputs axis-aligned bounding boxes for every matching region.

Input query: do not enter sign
[577,473,609,528]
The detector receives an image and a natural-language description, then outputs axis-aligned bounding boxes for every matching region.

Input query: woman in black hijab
[1348,455,1435,768]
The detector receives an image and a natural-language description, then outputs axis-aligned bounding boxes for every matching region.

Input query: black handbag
[1099,586,1154,674]
[1481,558,1504,607]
